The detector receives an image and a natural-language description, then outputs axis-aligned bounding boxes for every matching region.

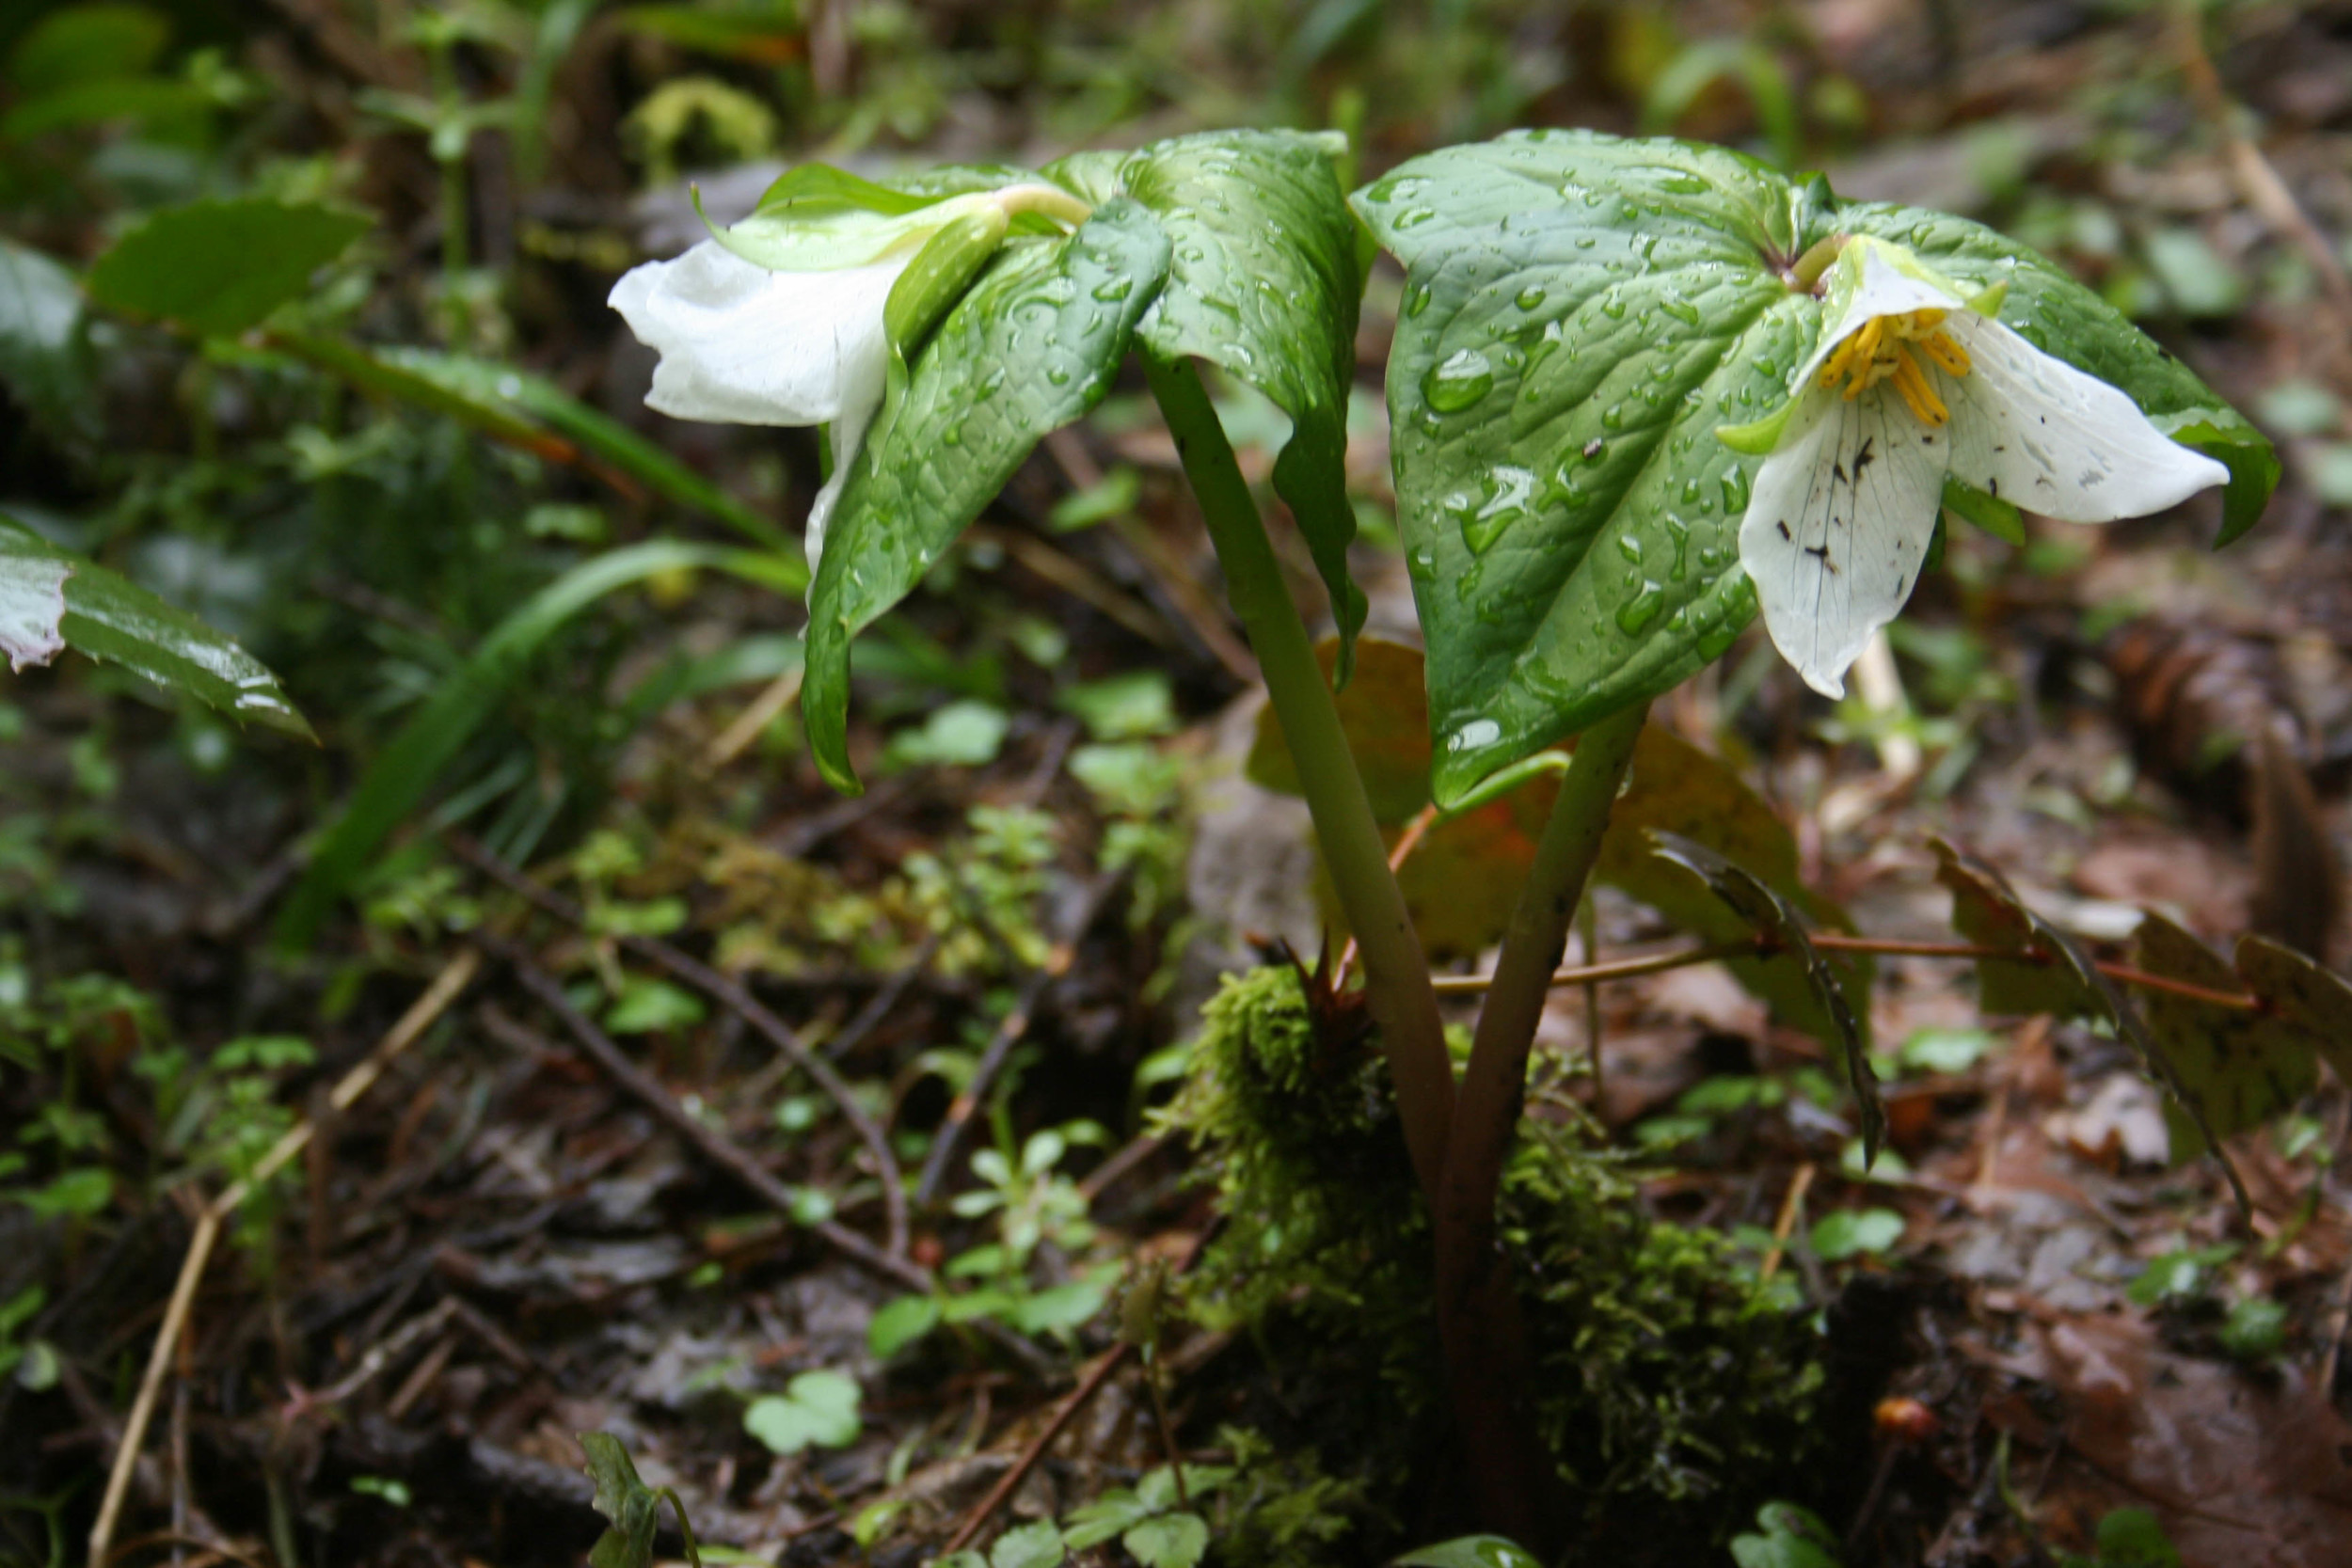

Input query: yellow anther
[1814,308,1966,425]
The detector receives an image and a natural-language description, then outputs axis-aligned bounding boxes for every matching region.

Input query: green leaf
[7,5,170,93]
[603,977,707,1035]
[988,1519,1066,1568]
[0,237,96,442]
[1837,203,2275,546]
[1124,130,1368,678]
[803,199,1170,793]
[87,198,373,336]
[743,1370,863,1454]
[581,1433,703,1568]
[1808,1208,1904,1261]
[1356,132,1805,802]
[275,541,793,947]
[1393,1536,1548,1568]
[0,513,309,736]
[2090,1508,2182,1568]
[1122,1513,1209,1568]
[2233,935,2352,1091]
[1728,1502,1845,1568]
[882,699,1009,769]
[1061,1489,1153,1550]
[866,1295,941,1359]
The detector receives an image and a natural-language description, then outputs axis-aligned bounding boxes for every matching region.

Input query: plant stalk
[1433,697,1649,1548]
[1141,351,1456,1199]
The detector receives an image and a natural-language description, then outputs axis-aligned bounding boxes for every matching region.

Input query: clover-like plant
[612,127,2282,1545]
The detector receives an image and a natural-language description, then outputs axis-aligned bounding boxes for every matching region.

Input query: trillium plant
[612,129,2276,1542]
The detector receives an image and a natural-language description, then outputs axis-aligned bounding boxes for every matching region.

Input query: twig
[448,833,910,1258]
[477,957,1056,1376]
[1431,942,1752,995]
[89,951,481,1568]
[941,1344,1133,1557]
[915,873,1120,1206]
[1431,931,2268,1013]
[2172,0,2352,320]
[824,931,944,1062]
[940,1227,1217,1555]
[705,666,804,768]
[1757,1163,1817,1284]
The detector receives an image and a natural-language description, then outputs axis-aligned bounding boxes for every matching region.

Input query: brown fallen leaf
[1979,1310,2352,1567]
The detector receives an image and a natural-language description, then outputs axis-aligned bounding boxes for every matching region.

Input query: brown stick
[939,1226,1216,1555]
[448,833,911,1258]
[89,951,481,1567]
[1438,932,2267,1014]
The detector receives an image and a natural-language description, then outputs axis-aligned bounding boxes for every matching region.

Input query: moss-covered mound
[1159,964,1826,1562]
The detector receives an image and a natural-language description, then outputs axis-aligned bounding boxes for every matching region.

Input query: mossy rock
[1159,965,1826,1563]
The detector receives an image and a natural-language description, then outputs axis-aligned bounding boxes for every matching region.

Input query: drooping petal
[1938,315,2230,522]
[1739,386,1947,697]
[608,241,904,428]
[802,341,890,569]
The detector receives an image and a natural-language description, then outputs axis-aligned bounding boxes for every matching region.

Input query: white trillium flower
[609,181,1090,565]
[1731,236,2230,697]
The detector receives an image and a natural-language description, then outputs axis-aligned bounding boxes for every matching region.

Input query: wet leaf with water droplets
[0,512,309,737]
[803,200,1171,793]
[1354,132,1800,803]
[1123,130,1368,679]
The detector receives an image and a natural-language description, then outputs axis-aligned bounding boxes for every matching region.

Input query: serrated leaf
[1124,130,1367,677]
[1839,204,2276,546]
[1122,1513,1209,1568]
[2135,913,2312,1158]
[2234,935,2352,1089]
[1646,831,1880,1158]
[1928,842,2247,1208]
[1929,838,2107,1020]
[0,513,309,736]
[1595,726,1870,1051]
[1357,132,1805,802]
[803,199,1170,792]
[87,198,372,336]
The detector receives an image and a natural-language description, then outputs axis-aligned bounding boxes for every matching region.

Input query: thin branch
[90,952,481,1568]
[448,833,910,1258]
[1451,929,2267,1014]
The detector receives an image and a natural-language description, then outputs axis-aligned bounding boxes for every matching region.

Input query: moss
[1159,965,1825,1560]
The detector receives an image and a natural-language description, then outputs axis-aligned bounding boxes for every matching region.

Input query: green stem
[1141,351,1455,1199]
[1432,697,1648,1549]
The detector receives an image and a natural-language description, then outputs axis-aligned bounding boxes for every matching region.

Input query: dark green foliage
[1161,965,1825,1558]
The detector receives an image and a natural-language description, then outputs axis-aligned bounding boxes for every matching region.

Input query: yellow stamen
[1887,348,1947,425]
[1814,307,1967,425]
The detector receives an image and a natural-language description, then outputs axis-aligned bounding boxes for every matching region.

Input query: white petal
[803,347,889,571]
[608,241,904,428]
[1938,317,2230,522]
[0,556,70,673]
[1739,388,1947,698]
[1792,242,1967,388]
